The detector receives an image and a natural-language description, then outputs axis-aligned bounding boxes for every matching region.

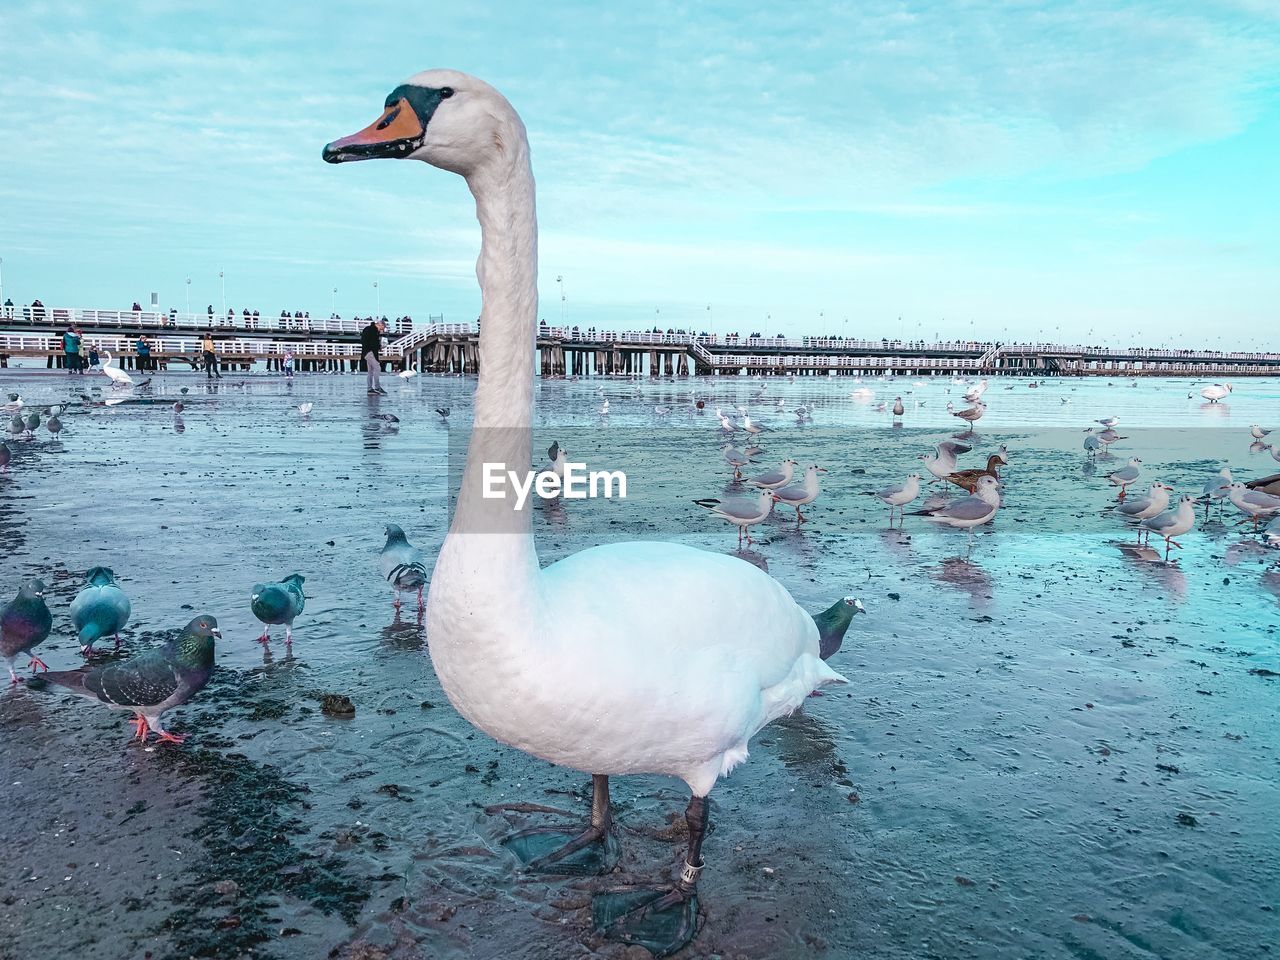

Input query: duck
[944,450,1007,494]
[325,68,855,954]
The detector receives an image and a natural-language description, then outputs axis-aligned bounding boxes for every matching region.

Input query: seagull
[963,379,989,402]
[741,414,765,438]
[1250,425,1271,441]
[1199,466,1233,518]
[1096,416,1120,428]
[745,459,797,491]
[869,473,920,525]
[1269,444,1280,465]
[654,405,672,416]
[920,439,971,484]
[1115,482,1173,542]
[1140,495,1196,561]
[1083,434,1102,458]
[912,474,1001,550]
[716,408,737,433]
[892,397,905,418]
[598,399,610,415]
[1108,457,1143,499]
[539,441,568,479]
[793,404,813,423]
[1200,383,1232,403]
[298,402,313,415]
[721,442,753,480]
[436,406,450,420]
[773,464,826,524]
[950,400,986,433]
[1095,428,1126,451]
[1264,515,1280,548]
[1227,482,1280,529]
[693,490,776,547]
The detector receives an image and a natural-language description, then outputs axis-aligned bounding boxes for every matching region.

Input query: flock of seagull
[676,376,1280,563]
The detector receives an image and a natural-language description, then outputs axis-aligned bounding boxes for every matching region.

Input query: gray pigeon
[23,411,39,437]
[251,573,305,644]
[46,414,62,437]
[70,567,132,654]
[42,615,219,744]
[0,442,11,473]
[380,524,428,611]
[1,581,52,683]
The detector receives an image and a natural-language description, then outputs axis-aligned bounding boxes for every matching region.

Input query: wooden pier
[2,305,1277,377]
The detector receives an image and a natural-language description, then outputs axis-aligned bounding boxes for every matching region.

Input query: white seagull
[1140,495,1197,561]
[693,489,776,547]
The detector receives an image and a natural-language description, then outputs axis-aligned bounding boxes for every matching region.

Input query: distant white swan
[397,361,419,379]
[100,352,133,387]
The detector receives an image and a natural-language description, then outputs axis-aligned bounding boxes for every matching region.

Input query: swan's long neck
[428,117,542,666]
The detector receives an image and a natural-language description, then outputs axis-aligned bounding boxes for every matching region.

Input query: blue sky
[1,1,1277,347]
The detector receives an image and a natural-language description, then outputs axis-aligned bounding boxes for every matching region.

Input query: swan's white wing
[535,542,844,792]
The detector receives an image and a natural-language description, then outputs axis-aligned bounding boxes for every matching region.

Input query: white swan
[1200,382,1232,403]
[325,69,856,950]
[100,351,133,387]
[397,361,419,379]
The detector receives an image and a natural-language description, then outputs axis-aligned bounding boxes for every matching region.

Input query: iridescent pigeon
[251,573,305,644]
[1,581,52,683]
[380,524,428,611]
[70,567,132,655]
[42,615,219,744]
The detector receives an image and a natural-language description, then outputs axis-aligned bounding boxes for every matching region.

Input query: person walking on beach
[283,348,295,380]
[362,318,387,395]
[62,326,82,374]
[201,333,221,379]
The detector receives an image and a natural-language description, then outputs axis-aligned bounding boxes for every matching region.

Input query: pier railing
[0,304,414,337]
[0,333,364,359]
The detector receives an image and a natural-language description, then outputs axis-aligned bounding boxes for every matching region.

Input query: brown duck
[945,449,1008,493]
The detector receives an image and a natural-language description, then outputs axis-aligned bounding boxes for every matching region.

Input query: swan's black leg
[503,774,619,876]
[593,793,708,957]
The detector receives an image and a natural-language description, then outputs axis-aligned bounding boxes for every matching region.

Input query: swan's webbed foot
[502,773,618,876]
[595,793,709,956]
[503,821,619,876]
[593,884,698,957]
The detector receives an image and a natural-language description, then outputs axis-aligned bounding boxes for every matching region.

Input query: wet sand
[1,369,1277,960]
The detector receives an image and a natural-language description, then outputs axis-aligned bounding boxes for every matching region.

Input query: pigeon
[2,393,22,413]
[46,414,62,437]
[0,442,10,473]
[42,615,219,744]
[812,597,866,661]
[23,411,39,438]
[436,406,450,420]
[8,414,23,439]
[1,581,52,683]
[251,574,306,644]
[70,567,132,654]
[298,402,313,416]
[380,524,429,610]
[179,387,189,395]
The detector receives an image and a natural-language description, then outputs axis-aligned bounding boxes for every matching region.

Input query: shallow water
[1,369,1277,960]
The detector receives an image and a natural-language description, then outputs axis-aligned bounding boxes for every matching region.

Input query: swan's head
[323,69,522,177]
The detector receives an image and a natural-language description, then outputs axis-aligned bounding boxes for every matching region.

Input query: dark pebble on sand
[1176,813,1198,827]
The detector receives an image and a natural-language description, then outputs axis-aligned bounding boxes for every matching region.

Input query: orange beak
[323,98,425,163]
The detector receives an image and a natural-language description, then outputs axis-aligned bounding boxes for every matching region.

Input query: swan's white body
[100,352,133,387]
[398,362,419,379]
[1201,383,1232,402]
[337,70,848,799]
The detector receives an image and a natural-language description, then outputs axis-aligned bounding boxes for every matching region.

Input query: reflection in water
[382,608,426,650]
[172,416,185,433]
[931,557,993,608]
[767,710,838,772]
[730,547,769,572]
[1115,542,1189,597]
[1198,401,1230,416]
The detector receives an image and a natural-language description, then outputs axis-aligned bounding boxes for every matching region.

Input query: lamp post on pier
[185,276,191,314]
[218,270,225,314]
[373,280,380,318]
[332,286,338,315]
